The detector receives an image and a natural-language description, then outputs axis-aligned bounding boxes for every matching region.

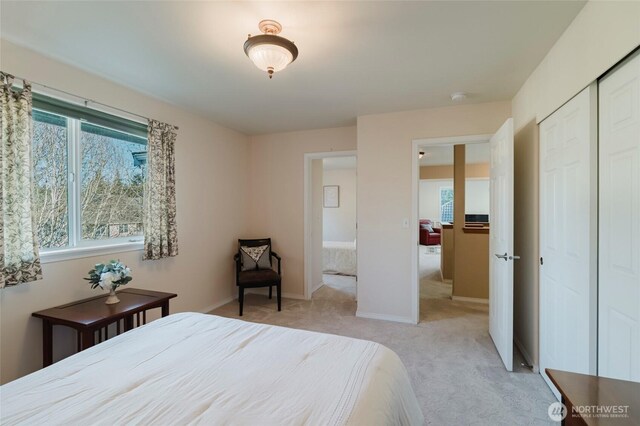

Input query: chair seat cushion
[238,269,281,286]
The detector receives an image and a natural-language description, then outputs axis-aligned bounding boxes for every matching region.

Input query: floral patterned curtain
[0,72,43,287]
[143,119,178,260]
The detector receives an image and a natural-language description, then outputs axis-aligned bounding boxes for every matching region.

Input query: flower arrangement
[85,260,132,304]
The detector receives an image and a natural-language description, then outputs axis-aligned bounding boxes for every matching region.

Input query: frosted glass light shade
[247,44,293,73]
[243,33,298,78]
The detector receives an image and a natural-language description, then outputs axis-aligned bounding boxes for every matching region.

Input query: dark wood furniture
[546,369,640,426]
[234,238,282,316]
[32,288,177,367]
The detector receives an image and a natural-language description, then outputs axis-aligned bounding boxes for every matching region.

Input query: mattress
[323,240,357,276]
[1,312,423,425]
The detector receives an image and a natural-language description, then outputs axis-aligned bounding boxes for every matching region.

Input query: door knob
[495,253,508,261]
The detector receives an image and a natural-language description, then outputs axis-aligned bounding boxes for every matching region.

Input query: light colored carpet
[211,254,555,425]
[319,273,357,297]
[420,248,452,299]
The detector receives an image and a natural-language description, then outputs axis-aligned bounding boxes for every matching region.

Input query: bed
[323,240,357,276]
[0,312,423,425]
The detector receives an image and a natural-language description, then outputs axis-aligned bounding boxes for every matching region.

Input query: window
[32,94,147,256]
[440,187,454,223]
[33,110,69,248]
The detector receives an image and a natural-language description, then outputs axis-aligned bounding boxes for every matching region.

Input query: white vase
[105,287,120,305]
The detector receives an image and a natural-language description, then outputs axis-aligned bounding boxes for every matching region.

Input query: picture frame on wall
[323,185,340,208]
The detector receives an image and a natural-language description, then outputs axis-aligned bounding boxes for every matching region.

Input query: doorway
[418,140,490,306]
[304,151,358,302]
[414,137,492,319]
[417,145,454,309]
[411,119,517,372]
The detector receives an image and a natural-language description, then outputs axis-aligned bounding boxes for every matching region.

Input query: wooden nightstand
[546,369,640,425]
[33,288,177,367]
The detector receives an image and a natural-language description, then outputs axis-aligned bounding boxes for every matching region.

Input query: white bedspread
[1,312,423,426]
[323,240,357,276]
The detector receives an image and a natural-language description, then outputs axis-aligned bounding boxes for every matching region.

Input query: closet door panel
[540,85,597,397]
[599,51,640,382]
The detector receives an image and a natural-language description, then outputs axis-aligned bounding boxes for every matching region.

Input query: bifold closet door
[539,85,597,397]
[599,51,640,382]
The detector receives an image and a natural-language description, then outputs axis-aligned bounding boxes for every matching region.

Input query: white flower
[99,271,117,289]
[123,267,132,278]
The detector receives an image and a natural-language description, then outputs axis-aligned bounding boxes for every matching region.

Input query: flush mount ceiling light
[450,92,467,102]
[244,20,298,79]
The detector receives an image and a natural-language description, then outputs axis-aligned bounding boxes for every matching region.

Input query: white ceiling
[324,156,357,170]
[419,143,489,166]
[0,1,585,135]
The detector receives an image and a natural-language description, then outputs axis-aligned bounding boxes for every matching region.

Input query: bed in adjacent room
[0,312,423,425]
[323,240,357,276]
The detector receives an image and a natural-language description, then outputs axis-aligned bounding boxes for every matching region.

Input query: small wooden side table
[546,368,640,425]
[33,288,177,367]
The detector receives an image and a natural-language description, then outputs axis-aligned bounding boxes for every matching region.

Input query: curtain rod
[4,72,179,131]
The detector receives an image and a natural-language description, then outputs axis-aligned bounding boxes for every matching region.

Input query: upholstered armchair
[233,238,282,316]
[419,220,441,246]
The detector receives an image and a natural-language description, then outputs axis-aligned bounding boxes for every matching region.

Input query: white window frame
[35,111,145,264]
[439,186,454,222]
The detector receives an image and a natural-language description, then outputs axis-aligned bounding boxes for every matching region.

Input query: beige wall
[452,232,489,299]
[511,1,640,367]
[440,226,454,281]
[420,165,453,179]
[465,163,490,179]
[513,2,640,130]
[247,127,357,298]
[452,145,466,296]
[357,101,511,322]
[323,168,357,242]
[420,163,489,180]
[0,40,250,383]
[451,146,489,300]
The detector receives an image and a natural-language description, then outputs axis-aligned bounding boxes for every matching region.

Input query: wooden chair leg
[239,286,244,316]
[269,285,273,299]
[277,283,282,312]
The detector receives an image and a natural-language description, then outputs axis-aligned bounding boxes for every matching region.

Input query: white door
[599,51,640,382]
[539,86,597,398]
[489,118,515,371]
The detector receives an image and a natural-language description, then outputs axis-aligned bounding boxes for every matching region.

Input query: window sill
[40,241,144,264]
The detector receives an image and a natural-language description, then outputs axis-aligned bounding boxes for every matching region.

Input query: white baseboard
[200,295,235,314]
[356,310,416,324]
[283,292,306,300]
[201,289,307,314]
[514,335,539,373]
[451,296,489,304]
[311,281,324,294]
[245,288,306,300]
